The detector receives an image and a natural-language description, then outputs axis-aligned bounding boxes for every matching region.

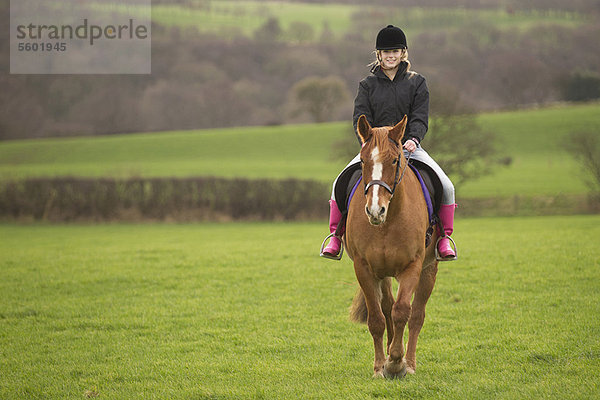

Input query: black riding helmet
[376,25,407,50]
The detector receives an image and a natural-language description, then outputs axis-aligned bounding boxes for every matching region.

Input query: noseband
[363,138,412,198]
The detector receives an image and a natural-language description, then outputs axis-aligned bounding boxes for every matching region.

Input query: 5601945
[17,42,67,52]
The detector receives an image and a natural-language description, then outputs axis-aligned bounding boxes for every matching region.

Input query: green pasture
[461,102,600,198]
[1,216,599,399]
[2,102,600,199]
[81,1,588,41]
[152,1,357,39]
[149,1,586,40]
[0,121,349,183]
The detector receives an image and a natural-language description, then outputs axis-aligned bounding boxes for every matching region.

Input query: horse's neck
[389,162,413,215]
[389,179,408,214]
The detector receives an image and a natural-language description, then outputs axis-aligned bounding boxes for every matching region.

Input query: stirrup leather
[435,235,457,261]
[319,233,344,261]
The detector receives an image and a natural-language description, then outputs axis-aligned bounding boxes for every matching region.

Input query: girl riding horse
[320,25,457,261]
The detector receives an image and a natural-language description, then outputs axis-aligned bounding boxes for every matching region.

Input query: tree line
[1,2,600,140]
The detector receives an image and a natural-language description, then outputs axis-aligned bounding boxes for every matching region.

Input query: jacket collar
[372,61,408,81]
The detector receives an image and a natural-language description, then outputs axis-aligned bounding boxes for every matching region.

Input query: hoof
[383,358,407,380]
[373,370,385,379]
[406,359,416,375]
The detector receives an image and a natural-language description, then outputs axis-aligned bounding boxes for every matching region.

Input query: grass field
[1,102,600,199]
[149,1,587,40]
[461,102,600,197]
[79,1,589,42]
[152,1,358,39]
[1,216,599,399]
[0,122,348,183]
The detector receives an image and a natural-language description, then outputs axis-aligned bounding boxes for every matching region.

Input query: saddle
[333,160,443,246]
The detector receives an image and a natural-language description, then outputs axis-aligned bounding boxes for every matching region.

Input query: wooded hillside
[1,1,599,139]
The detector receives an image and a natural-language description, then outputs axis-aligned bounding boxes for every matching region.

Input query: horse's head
[356,114,407,226]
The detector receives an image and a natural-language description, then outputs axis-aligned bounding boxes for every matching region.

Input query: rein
[363,138,412,198]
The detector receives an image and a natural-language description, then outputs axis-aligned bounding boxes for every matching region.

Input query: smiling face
[379,49,403,70]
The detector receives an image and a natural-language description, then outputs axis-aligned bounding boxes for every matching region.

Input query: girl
[320,25,457,261]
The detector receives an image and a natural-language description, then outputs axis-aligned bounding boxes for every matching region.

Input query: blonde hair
[369,49,411,72]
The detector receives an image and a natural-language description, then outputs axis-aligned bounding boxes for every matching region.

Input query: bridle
[363,137,412,198]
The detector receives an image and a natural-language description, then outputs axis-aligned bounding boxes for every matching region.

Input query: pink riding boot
[436,204,458,261]
[320,199,344,260]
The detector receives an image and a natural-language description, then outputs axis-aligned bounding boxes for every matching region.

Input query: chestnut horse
[345,115,439,379]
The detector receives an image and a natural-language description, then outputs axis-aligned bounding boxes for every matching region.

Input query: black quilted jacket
[352,61,429,145]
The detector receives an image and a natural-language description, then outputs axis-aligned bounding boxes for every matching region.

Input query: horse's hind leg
[354,259,387,378]
[405,263,438,374]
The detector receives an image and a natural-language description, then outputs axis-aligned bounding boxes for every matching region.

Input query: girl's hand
[403,139,418,153]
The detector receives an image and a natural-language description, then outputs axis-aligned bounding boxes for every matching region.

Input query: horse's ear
[356,115,372,144]
[389,115,407,144]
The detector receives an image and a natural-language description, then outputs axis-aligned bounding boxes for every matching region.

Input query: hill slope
[1,102,599,198]
[149,1,588,41]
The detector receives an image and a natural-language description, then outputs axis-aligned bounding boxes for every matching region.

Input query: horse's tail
[349,288,368,324]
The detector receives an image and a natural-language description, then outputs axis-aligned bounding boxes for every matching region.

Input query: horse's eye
[392,159,398,165]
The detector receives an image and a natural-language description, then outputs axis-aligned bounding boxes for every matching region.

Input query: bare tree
[254,17,283,42]
[565,131,600,193]
[289,76,350,122]
[425,84,506,187]
[426,114,500,187]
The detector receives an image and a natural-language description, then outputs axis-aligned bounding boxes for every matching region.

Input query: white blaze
[369,147,383,214]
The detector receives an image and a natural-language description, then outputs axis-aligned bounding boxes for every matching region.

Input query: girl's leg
[404,147,454,205]
[321,153,361,260]
[405,147,457,260]
[331,153,362,197]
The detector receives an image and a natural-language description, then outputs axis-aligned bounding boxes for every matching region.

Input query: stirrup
[435,236,457,261]
[319,233,344,261]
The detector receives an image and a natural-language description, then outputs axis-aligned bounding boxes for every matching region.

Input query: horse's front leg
[354,259,386,378]
[384,262,421,379]
[405,263,438,374]
[381,278,395,353]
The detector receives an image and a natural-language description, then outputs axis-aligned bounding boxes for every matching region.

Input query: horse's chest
[363,240,416,274]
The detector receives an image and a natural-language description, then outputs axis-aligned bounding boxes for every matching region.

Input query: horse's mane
[370,127,397,161]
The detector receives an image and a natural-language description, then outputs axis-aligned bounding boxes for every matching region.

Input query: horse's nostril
[380,207,386,216]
